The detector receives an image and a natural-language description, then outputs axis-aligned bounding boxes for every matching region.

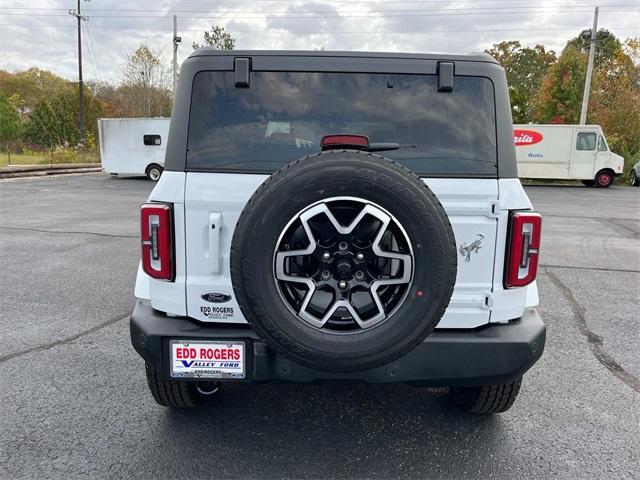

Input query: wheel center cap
[336,259,353,278]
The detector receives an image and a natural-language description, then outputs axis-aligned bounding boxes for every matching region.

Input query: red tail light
[141,203,174,281]
[505,211,542,288]
[321,134,370,150]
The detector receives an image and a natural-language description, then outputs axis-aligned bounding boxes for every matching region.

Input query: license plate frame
[169,340,245,379]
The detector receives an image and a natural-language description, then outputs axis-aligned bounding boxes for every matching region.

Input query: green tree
[532,45,588,124]
[0,93,21,163]
[567,29,622,72]
[192,25,235,50]
[25,86,103,147]
[486,41,556,123]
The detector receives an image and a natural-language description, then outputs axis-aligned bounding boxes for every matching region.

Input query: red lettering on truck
[514,129,543,146]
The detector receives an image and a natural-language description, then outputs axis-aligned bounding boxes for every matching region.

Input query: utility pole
[172,15,182,96]
[68,0,88,141]
[579,6,598,125]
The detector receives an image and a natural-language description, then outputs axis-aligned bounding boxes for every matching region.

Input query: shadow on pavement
[150,383,504,478]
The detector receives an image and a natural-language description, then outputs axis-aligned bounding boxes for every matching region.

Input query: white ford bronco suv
[130,50,545,414]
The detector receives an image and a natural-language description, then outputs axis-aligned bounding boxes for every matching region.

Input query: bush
[608,135,640,179]
[19,144,99,164]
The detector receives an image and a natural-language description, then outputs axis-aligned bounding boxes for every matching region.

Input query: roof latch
[437,61,454,92]
[234,57,251,88]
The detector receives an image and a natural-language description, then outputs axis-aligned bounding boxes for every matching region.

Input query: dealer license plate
[170,340,245,379]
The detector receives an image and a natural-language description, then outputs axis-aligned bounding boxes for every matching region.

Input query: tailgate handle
[208,212,223,273]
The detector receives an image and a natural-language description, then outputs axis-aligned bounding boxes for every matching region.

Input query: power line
[81,22,97,79]
[83,21,102,81]
[1,24,638,34]
[0,0,636,5]
[1,4,639,14]
[2,8,640,18]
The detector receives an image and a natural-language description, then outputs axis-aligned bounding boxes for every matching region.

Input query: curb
[0,164,102,179]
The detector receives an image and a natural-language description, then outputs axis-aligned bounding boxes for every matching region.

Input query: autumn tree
[486,41,556,123]
[192,25,236,50]
[0,67,68,115]
[532,45,587,124]
[122,44,172,117]
[623,37,640,88]
[532,32,640,171]
[590,37,640,167]
[532,30,636,125]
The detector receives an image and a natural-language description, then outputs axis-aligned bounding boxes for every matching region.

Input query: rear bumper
[130,301,545,387]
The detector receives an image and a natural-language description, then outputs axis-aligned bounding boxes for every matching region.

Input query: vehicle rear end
[131,51,545,414]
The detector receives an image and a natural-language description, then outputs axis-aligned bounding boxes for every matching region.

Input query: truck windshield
[187,71,497,176]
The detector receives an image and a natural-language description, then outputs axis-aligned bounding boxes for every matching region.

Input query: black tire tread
[450,378,522,414]
[145,363,200,408]
[230,150,457,372]
[595,169,614,188]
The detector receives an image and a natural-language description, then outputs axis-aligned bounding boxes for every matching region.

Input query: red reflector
[321,134,370,150]
[505,211,542,288]
[141,203,174,281]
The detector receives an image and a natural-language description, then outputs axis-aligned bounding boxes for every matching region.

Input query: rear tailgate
[184,173,498,329]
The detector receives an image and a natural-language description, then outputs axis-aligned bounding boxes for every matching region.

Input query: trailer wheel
[146,164,163,182]
[595,170,614,188]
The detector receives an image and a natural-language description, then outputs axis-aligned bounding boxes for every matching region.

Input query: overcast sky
[1,0,639,84]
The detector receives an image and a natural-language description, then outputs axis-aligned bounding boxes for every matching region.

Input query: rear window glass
[187,71,497,176]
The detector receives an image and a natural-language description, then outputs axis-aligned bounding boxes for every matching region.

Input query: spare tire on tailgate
[230,150,457,372]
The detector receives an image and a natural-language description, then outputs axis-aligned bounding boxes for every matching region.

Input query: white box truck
[98,118,171,181]
[514,124,624,187]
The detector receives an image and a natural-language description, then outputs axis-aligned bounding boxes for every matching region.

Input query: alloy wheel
[273,197,414,333]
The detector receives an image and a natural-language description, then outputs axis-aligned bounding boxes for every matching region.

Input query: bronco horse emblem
[459,234,485,262]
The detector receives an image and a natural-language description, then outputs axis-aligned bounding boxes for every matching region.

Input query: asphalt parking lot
[1,174,639,479]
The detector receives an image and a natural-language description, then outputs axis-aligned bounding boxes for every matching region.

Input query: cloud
[0,0,638,83]
[266,2,346,33]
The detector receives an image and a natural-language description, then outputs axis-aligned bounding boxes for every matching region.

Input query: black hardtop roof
[167,48,517,178]
[189,49,498,64]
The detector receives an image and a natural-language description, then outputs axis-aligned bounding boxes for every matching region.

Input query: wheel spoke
[365,214,413,328]
[274,197,414,332]
[274,212,317,283]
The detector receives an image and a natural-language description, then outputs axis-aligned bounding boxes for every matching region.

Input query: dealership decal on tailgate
[170,340,245,379]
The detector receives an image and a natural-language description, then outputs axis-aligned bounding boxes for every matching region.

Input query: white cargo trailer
[514,124,624,187]
[98,118,171,181]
